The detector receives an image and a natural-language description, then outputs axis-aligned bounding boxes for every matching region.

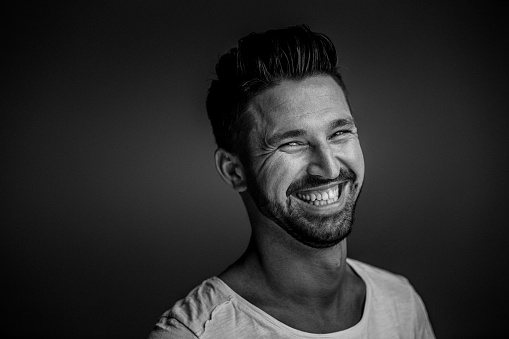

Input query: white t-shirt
[148,259,435,338]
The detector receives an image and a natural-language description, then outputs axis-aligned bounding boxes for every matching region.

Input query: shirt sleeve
[412,288,436,339]
[147,317,198,339]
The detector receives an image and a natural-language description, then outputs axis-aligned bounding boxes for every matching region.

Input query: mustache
[286,168,356,196]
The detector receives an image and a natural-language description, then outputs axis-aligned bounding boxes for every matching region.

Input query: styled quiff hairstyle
[206,24,348,157]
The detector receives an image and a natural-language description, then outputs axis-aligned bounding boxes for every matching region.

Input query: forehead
[249,75,352,131]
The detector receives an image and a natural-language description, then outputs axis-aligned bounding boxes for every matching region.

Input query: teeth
[295,185,342,205]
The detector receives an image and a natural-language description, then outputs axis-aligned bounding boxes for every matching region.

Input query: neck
[245,219,350,304]
[218,195,365,333]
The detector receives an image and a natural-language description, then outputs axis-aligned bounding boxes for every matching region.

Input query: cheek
[340,140,365,175]
[255,155,298,198]
[350,143,365,181]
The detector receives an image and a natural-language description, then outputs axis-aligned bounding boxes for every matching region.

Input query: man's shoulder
[347,258,416,301]
[151,277,235,337]
[347,258,435,338]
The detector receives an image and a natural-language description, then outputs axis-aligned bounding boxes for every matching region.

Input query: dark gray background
[3,1,507,338]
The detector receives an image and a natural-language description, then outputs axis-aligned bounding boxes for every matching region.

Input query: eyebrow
[329,117,356,130]
[266,118,356,146]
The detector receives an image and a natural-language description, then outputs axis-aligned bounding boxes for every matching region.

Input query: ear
[214,148,247,192]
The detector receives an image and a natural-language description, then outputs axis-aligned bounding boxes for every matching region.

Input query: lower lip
[293,182,349,211]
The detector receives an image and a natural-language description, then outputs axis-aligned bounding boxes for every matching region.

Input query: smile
[295,183,343,206]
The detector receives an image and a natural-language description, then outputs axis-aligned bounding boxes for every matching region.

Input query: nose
[307,144,341,179]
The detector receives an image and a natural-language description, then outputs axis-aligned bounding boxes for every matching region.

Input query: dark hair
[206,24,348,156]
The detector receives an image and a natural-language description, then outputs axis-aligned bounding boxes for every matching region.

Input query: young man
[148,25,435,338]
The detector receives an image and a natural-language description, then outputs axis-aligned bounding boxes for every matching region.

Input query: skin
[215,75,366,333]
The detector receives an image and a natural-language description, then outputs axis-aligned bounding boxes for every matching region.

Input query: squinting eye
[286,142,301,146]
[331,130,350,138]
[280,141,307,151]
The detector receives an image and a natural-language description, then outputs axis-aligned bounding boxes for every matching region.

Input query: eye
[285,141,302,147]
[330,130,350,139]
[279,141,307,152]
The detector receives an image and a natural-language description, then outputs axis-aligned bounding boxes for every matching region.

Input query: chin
[266,193,358,249]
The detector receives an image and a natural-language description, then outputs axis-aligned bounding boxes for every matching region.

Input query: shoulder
[348,258,435,338]
[149,277,236,338]
[347,258,413,296]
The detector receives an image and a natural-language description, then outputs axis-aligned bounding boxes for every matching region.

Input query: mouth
[294,182,347,206]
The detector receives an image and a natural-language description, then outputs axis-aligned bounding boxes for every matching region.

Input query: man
[149,25,435,338]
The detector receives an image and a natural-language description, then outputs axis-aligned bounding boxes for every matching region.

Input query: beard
[246,169,361,249]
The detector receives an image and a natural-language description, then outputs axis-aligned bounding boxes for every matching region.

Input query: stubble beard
[247,174,361,249]
[270,191,357,248]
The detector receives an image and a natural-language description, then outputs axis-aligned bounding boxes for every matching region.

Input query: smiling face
[242,75,365,248]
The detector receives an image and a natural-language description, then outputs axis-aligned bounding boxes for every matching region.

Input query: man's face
[243,75,365,248]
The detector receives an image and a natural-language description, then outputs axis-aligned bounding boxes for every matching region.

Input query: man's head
[208,25,365,248]
[206,25,348,159]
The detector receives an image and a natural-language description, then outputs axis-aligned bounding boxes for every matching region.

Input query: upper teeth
[296,186,339,202]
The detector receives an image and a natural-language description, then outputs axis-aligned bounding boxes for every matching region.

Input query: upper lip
[296,181,345,194]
